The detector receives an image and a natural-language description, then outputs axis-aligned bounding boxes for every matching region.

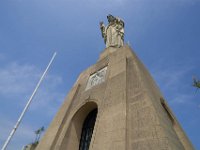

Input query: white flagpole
[1,52,57,150]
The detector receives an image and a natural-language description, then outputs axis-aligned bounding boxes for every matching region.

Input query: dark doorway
[79,108,97,150]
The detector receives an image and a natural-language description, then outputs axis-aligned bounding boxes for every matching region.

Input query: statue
[100,14,125,48]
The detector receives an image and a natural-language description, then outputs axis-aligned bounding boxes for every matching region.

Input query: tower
[35,15,194,150]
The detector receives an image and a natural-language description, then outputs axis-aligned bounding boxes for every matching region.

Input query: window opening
[161,99,174,125]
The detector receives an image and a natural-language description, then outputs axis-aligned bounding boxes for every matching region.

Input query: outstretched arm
[99,21,105,38]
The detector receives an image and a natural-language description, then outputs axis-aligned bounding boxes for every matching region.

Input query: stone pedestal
[36,45,194,150]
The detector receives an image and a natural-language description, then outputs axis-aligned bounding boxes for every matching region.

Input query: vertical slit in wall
[160,98,174,125]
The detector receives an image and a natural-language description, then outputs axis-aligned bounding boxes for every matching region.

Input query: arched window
[79,108,97,150]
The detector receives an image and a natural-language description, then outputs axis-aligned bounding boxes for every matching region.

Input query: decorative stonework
[86,67,107,90]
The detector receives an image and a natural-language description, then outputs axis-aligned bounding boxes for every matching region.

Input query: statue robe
[104,23,124,48]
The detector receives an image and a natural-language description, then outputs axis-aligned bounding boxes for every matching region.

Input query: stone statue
[100,14,125,48]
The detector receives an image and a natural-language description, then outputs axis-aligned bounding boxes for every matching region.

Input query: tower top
[99,15,124,48]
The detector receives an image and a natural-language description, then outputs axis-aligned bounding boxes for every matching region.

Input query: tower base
[36,45,194,150]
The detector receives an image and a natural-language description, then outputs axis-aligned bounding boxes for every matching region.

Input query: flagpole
[1,52,57,150]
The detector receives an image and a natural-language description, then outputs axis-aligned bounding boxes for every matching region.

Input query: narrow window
[79,109,97,150]
[160,99,174,125]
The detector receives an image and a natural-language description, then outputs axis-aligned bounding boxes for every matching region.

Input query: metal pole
[1,52,57,150]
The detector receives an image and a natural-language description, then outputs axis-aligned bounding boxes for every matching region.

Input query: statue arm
[100,22,106,38]
[116,19,125,41]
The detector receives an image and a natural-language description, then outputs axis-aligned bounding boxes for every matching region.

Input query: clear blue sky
[0,0,200,149]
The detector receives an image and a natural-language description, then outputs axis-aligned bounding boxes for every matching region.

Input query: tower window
[160,99,174,125]
[79,108,97,150]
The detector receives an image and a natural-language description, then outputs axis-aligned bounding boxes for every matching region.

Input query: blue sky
[0,0,200,149]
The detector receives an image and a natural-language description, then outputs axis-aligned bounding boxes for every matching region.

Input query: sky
[0,0,200,149]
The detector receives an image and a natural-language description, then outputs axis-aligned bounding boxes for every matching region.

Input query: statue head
[107,14,116,23]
